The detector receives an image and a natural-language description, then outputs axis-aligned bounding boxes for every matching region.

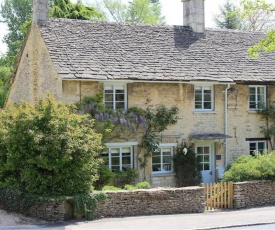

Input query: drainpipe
[224,84,231,168]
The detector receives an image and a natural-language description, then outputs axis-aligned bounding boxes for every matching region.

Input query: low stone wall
[94,187,205,219]
[234,181,275,209]
[27,199,73,221]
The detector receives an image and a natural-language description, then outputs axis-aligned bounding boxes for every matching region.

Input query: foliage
[0,96,103,195]
[0,0,32,58]
[102,0,165,24]
[240,0,275,32]
[139,106,179,168]
[222,151,275,182]
[102,185,121,191]
[214,0,244,29]
[256,102,275,149]
[72,192,107,220]
[173,144,201,187]
[94,165,114,190]
[135,181,151,189]
[51,0,105,21]
[114,168,139,188]
[0,188,39,213]
[0,58,11,108]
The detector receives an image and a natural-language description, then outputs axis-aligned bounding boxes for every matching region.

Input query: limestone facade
[6,23,275,187]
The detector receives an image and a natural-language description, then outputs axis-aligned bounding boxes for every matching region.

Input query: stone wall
[94,187,205,219]
[233,181,275,209]
[27,199,73,221]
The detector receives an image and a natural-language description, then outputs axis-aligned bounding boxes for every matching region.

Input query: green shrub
[0,97,103,195]
[124,184,136,190]
[222,152,275,182]
[102,185,121,191]
[114,168,139,188]
[173,144,201,187]
[0,188,39,213]
[94,165,114,190]
[136,181,151,189]
[72,192,107,220]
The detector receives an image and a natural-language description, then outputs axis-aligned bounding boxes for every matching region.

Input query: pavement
[1,206,275,230]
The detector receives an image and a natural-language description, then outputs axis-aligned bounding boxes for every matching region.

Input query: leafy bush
[135,181,151,189]
[72,192,107,220]
[94,165,114,190]
[222,152,275,182]
[114,168,139,188]
[0,97,103,195]
[102,185,121,191]
[0,188,39,213]
[173,144,201,187]
[124,184,136,190]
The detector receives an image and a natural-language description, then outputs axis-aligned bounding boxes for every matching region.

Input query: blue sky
[0,0,228,55]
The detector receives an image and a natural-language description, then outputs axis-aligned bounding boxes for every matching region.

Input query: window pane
[204,163,210,170]
[197,147,203,154]
[163,164,171,171]
[204,155,209,163]
[152,156,161,164]
[195,102,202,109]
[204,102,211,109]
[115,93,125,101]
[163,156,171,164]
[105,102,113,109]
[111,165,120,171]
[258,142,266,152]
[116,102,125,110]
[249,87,256,94]
[197,155,203,163]
[204,147,209,154]
[152,164,161,172]
[105,94,113,101]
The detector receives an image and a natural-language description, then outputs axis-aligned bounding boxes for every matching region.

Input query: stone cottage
[6,0,275,186]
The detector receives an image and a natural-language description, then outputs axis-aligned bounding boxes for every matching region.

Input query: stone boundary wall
[27,199,73,221]
[234,181,275,209]
[94,187,205,219]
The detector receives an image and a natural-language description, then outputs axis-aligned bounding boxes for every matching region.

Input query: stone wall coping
[151,173,176,177]
[234,180,273,185]
[103,186,203,194]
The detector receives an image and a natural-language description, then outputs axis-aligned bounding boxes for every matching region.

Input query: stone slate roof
[39,18,275,82]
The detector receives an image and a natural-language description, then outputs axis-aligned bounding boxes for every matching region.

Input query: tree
[240,0,275,32]
[51,0,105,21]
[242,0,275,57]
[0,97,103,195]
[102,0,165,24]
[214,0,244,29]
[0,0,32,58]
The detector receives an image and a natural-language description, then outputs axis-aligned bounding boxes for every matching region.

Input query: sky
[0,0,228,55]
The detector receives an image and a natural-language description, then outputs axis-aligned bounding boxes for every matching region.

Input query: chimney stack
[182,0,205,33]
[33,0,50,25]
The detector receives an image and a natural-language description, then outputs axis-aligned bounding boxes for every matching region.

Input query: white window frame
[152,143,177,174]
[249,141,267,155]
[104,83,127,111]
[194,85,214,111]
[249,85,266,111]
[103,142,138,171]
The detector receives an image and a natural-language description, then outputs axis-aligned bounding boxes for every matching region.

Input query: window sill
[248,110,259,114]
[151,172,175,177]
[193,111,216,114]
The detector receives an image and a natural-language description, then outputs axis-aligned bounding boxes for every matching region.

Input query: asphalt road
[1,206,275,230]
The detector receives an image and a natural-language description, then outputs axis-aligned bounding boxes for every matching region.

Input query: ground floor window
[102,142,137,171]
[249,141,267,155]
[152,144,177,173]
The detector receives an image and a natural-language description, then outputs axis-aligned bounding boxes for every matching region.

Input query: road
[1,206,275,230]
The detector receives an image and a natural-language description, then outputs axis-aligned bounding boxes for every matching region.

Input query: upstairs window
[104,84,127,111]
[249,141,267,156]
[195,86,213,111]
[249,86,266,110]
